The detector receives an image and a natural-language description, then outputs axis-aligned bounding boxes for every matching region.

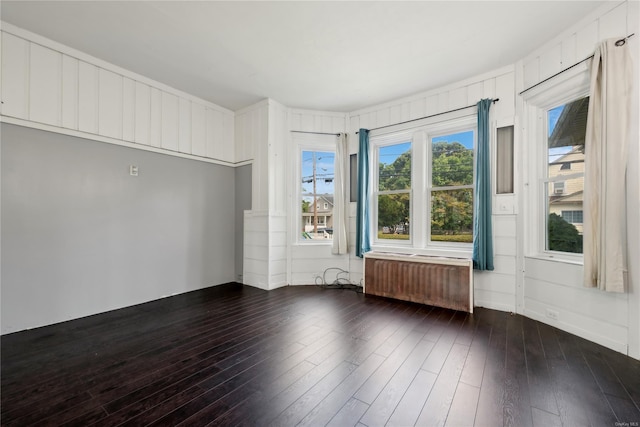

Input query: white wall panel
[98,69,123,139]
[161,92,179,151]
[495,73,515,119]
[29,43,61,126]
[409,98,425,120]
[78,61,98,134]
[523,59,539,90]
[449,87,467,109]
[223,113,234,162]
[134,82,150,146]
[482,78,496,99]
[494,215,517,237]
[474,271,515,295]
[524,298,627,354]
[561,34,577,68]
[149,87,162,148]
[1,32,29,119]
[466,82,484,106]
[2,26,234,165]
[538,44,562,81]
[122,77,135,142]
[61,55,78,130]
[524,278,627,326]
[576,20,599,62]
[191,102,206,157]
[178,98,191,154]
[598,2,628,41]
[474,289,514,312]
[205,108,223,160]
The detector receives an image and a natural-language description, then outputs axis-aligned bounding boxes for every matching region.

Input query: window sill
[525,253,583,266]
[371,244,472,260]
[294,241,333,246]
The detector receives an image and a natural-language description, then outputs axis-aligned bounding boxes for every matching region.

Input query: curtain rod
[355,98,499,134]
[519,33,634,96]
[291,130,341,136]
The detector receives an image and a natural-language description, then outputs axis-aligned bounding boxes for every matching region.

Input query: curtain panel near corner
[332,133,348,255]
[472,99,494,271]
[356,129,371,258]
[584,38,631,293]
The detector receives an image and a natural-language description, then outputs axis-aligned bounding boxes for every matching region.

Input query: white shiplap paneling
[61,55,79,130]
[78,61,98,134]
[161,92,179,152]
[29,43,61,126]
[134,81,151,146]
[98,69,123,139]
[1,32,29,119]
[122,77,135,142]
[149,87,162,148]
[1,24,235,166]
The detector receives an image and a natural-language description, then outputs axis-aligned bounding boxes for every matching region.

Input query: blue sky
[433,130,474,149]
[547,104,571,162]
[379,142,411,165]
[301,150,335,195]
[379,130,474,166]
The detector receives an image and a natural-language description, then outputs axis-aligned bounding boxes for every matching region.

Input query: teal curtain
[473,99,494,270]
[356,129,371,258]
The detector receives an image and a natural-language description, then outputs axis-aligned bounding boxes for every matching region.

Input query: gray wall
[235,165,252,281]
[1,124,237,334]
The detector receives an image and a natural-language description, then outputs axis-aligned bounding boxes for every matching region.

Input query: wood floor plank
[2,284,640,427]
[444,382,480,427]
[386,368,438,426]
[415,342,470,427]
[359,338,435,426]
[326,398,369,427]
[296,352,386,427]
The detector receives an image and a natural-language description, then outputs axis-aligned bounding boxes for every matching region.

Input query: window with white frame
[300,149,335,241]
[371,115,476,252]
[544,96,587,254]
[429,130,475,244]
[375,141,412,241]
[523,65,589,260]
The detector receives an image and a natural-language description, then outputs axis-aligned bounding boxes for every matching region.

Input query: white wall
[517,1,639,357]
[287,109,349,286]
[238,99,290,290]
[1,124,237,334]
[1,22,235,166]
[0,22,240,335]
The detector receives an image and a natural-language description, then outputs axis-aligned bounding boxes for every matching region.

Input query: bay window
[371,115,476,254]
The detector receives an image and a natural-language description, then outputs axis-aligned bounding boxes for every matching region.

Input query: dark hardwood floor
[2,283,639,426]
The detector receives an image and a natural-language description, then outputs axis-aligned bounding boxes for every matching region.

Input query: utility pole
[313,152,318,236]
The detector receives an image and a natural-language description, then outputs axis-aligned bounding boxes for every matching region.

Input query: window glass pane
[377,193,410,240]
[430,188,473,243]
[545,185,583,254]
[379,142,411,191]
[547,97,588,179]
[301,150,334,241]
[432,130,474,187]
[546,97,586,254]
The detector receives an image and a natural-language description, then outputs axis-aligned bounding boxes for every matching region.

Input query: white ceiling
[1,1,606,112]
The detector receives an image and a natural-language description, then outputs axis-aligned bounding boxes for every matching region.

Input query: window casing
[522,63,589,262]
[370,114,476,256]
[295,135,336,244]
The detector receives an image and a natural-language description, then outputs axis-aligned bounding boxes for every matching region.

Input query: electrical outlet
[545,308,559,321]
